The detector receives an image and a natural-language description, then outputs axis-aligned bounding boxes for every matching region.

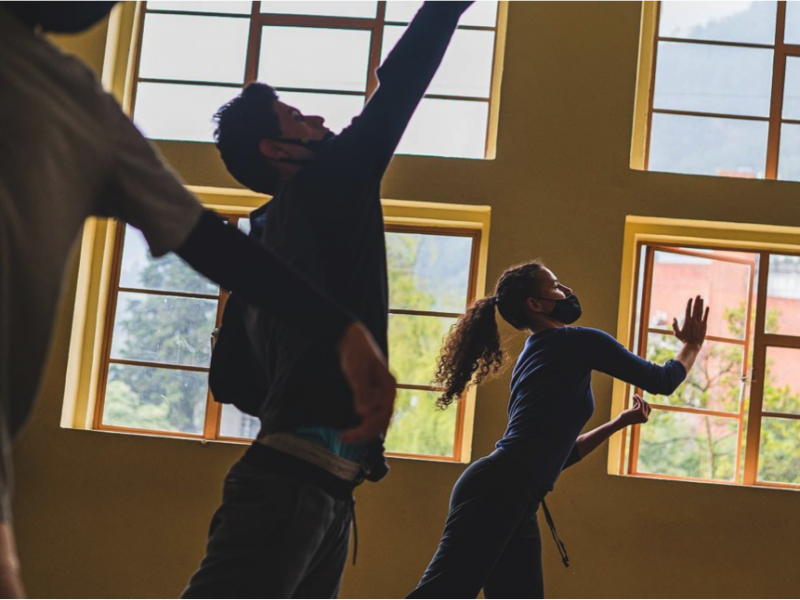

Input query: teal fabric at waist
[289,427,367,463]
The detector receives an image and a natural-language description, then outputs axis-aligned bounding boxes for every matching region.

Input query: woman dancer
[408,259,708,599]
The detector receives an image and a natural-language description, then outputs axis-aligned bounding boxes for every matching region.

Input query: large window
[384,227,479,459]
[96,215,260,441]
[623,244,800,489]
[95,218,480,461]
[131,1,504,159]
[643,1,800,181]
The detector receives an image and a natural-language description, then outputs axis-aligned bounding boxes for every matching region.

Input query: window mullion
[202,286,226,441]
[243,1,262,85]
[734,256,758,483]
[629,246,657,475]
[128,2,149,118]
[766,1,788,179]
[94,221,128,430]
[203,216,239,441]
[644,1,663,171]
[366,1,388,97]
[743,252,771,485]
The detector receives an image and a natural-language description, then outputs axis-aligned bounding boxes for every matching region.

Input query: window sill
[613,471,800,493]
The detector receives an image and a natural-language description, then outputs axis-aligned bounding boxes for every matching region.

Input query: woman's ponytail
[433,259,545,409]
[434,296,504,409]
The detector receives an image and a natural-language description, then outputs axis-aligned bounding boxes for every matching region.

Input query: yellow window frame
[609,215,800,490]
[64,188,491,464]
[103,1,509,159]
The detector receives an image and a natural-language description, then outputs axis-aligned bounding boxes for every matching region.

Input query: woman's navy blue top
[494,327,686,494]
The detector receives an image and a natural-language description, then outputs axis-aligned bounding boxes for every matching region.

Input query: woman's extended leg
[407,457,536,599]
[483,504,544,599]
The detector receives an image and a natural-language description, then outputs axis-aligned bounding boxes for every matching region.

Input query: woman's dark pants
[407,455,545,599]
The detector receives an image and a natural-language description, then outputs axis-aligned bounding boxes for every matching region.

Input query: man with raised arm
[182,2,477,598]
[0,4,395,597]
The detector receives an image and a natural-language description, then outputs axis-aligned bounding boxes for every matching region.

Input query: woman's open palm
[672,295,709,347]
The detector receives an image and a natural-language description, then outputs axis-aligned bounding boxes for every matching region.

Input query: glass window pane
[778,123,800,182]
[148,1,253,14]
[659,1,777,45]
[261,1,377,18]
[278,91,365,134]
[766,255,800,335]
[119,226,218,295]
[139,14,249,84]
[219,404,260,439]
[385,1,498,28]
[103,364,208,435]
[385,389,457,457]
[134,82,239,142]
[785,0,800,44]
[649,113,768,178]
[387,232,473,313]
[782,57,800,120]
[110,292,217,368]
[389,314,456,386]
[382,26,495,98]
[259,26,371,92]
[762,347,800,415]
[758,416,800,484]
[644,334,744,413]
[637,410,739,481]
[654,42,773,117]
[396,98,488,159]
[648,249,753,340]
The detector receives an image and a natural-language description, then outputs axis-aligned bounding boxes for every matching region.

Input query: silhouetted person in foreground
[181,3,476,598]
[0,4,395,597]
[408,260,709,598]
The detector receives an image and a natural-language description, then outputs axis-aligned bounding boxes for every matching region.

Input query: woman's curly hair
[433,260,545,408]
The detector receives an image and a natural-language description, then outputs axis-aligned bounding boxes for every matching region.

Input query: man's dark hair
[214,83,281,195]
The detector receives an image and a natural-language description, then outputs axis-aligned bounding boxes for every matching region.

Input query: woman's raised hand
[672,295,709,348]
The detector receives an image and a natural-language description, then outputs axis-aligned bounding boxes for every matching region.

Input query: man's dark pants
[182,460,353,599]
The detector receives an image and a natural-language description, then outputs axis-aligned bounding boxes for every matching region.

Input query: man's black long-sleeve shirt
[250,2,474,433]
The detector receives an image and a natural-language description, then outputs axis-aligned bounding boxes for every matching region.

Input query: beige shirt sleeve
[97,95,203,257]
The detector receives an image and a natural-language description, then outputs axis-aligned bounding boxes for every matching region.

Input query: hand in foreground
[338,322,397,444]
[618,394,652,428]
[672,295,709,348]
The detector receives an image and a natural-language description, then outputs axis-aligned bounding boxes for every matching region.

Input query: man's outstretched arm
[177,211,396,442]
[365,0,475,145]
[177,211,353,346]
[307,1,475,191]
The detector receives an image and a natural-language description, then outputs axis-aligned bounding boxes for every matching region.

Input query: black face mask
[270,131,336,166]
[4,2,119,33]
[537,294,582,325]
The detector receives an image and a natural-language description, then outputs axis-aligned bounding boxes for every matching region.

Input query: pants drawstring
[349,498,358,566]
[541,498,570,568]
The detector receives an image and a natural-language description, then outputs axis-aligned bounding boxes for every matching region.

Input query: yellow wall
[15,2,800,598]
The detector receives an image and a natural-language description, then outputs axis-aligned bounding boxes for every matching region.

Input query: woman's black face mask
[536,294,582,325]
